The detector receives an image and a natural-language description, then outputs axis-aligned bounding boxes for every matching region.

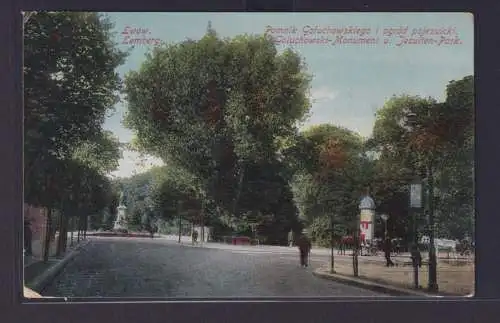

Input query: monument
[114,191,128,231]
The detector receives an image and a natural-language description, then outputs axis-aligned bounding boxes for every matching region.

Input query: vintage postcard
[23,12,473,298]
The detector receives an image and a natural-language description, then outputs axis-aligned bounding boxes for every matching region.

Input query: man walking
[384,236,395,267]
[296,231,312,268]
[192,229,199,245]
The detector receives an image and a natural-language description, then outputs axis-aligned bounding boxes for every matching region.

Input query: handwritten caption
[265,25,463,47]
[121,26,162,46]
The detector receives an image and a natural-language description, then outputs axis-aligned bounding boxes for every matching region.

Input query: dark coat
[296,235,312,253]
[383,238,392,254]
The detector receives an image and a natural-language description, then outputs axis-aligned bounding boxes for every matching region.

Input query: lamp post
[402,109,438,292]
[410,177,423,289]
[426,164,439,292]
[330,209,335,274]
[380,214,389,240]
[320,200,336,274]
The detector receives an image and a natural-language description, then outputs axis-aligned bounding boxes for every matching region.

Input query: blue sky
[103,12,473,178]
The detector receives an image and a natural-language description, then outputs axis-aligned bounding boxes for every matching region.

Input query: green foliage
[72,131,122,175]
[369,76,474,240]
[308,215,348,247]
[124,30,311,215]
[291,124,370,235]
[24,12,126,247]
[119,24,472,243]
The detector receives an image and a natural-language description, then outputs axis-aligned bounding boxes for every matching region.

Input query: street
[42,237,384,298]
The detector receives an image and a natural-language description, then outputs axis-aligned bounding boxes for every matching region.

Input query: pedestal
[114,205,127,230]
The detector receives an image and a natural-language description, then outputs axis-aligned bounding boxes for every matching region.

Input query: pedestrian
[192,230,198,245]
[395,239,402,255]
[337,236,346,255]
[384,236,395,267]
[149,224,157,239]
[410,243,422,268]
[296,231,312,268]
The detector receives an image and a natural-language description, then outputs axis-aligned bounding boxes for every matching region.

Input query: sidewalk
[312,257,474,297]
[24,232,90,296]
[157,235,471,263]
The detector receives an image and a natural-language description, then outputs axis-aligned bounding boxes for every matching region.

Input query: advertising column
[359,195,376,245]
[359,208,375,243]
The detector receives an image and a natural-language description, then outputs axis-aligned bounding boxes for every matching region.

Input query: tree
[24,12,126,188]
[290,124,370,245]
[24,12,127,260]
[151,166,203,224]
[55,158,114,255]
[124,27,311,218]
[72,131,122,175]
[369,76,474,240]
[433,76,474,239]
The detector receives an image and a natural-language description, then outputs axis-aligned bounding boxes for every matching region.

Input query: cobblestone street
[42,237,384,298]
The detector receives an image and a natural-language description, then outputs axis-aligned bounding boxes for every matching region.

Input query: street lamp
[409,177,423,289]
[403,108,439,292]
[380,214,389,240]
[320,200,336,274]
[329,206,336,274]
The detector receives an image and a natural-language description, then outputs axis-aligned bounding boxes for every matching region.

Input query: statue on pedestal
[114,191,128,231]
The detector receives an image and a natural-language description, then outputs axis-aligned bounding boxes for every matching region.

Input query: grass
[323,257,474,296]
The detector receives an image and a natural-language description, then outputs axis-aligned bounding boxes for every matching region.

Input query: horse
[337,235,365,255]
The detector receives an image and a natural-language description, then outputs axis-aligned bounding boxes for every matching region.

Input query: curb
[29,240,91,293]
[312,269,434,297]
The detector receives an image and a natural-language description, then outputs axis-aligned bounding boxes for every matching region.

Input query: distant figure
[338,236,347,255]
[149,224,157,239]
[288,230,294,247]
[296,233,312,268]
[192,230,199,245]
[410,244,422,268]
[384,237,395,267]
[392,238,402,255]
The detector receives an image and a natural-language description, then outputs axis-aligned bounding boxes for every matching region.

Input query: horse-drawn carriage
[337,235,379,256]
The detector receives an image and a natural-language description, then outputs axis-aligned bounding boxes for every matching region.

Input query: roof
[359,195,376,209]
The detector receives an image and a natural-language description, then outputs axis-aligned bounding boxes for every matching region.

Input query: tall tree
[369,76,474,240]
[124,28,311,218]
[290,124,370,245]
[24,12,127,260]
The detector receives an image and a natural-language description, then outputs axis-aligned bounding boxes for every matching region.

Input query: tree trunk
[83,216,88,239]
[77,215,81,243]
[353,218,359,277]
[200,200,205,244]
[42,208,53,263]
[70,217,74,247]
[61,214,69,253]
[178,201,182,243]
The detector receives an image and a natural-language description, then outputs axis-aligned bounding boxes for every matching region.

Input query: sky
[102,12,473,178]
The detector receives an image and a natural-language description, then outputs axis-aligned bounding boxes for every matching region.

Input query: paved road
[43,237,384,298]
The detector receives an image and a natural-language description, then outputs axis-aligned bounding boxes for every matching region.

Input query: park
[23,12,474,298]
